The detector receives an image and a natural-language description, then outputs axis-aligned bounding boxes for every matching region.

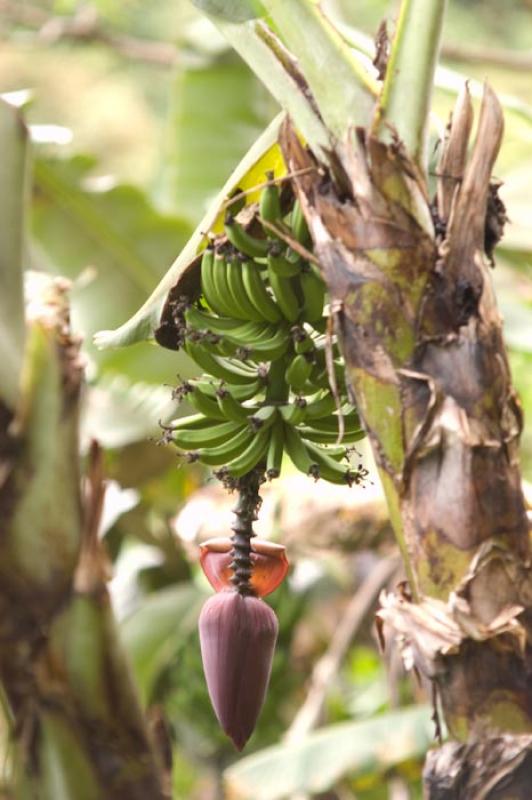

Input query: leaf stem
[374,0,447,172]
[262,0,378,138]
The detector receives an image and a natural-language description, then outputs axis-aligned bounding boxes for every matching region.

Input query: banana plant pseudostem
[96,0,532,795]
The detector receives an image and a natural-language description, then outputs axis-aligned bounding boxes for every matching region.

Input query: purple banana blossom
[198,590,278,751]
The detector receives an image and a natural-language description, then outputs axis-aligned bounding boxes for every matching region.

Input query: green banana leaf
[161,52,272,222]
[95,112,286,350]
[225,705,434,800]
[120,583,206,706]
[81,375,179,450]
[31,153,191,362]
[191,0,264,22]
[0,98,29,409]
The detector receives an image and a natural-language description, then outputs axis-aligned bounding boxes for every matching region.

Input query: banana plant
[0,99,166,799]
[97,0,532,793]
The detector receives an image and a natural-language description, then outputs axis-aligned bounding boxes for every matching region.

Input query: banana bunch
[165,175,367,488]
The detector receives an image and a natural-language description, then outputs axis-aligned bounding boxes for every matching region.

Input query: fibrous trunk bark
[281,85,532,797]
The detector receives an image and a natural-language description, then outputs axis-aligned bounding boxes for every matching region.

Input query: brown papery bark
[281,85,532,797]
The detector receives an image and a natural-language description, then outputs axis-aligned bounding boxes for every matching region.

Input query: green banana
[218,425,271,478]
[228,324,291,362]
[200,247,225,316]
[291,200,311,246]
[303,439,356,485]
[184,306,243,334]
[267,263,300,323]
[283,423,319,478]
[279,398,307,426]
[191,378,263,402]
[292,326,315,355]
[193,425,255,466]
[267,247,301,278]
[286,353,313,392]
[196,316,273,347]
[211,250,235,318]
[248,404,278,432]
[305,413,361,433]
[165,413,213,432]
[224,214,270,258]
[259,172,282,224]
[172,419,245,450]
[266,419,284,479]
[187,385,227,420]
[309,358,346,391]
[225,255,267,321]
[241,259,282,323]
[305,392,337,419]
[298,426,365,445]
[184,341,258,385]
[266,356,289,403]
[300,269,325,322]
[216,388,254,423]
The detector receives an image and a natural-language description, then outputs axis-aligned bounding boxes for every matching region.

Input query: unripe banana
[172,419,245,450]
[300,269,325,323]
[305,392,337,419]
[267,264,300,323]
[259,172,282,224]
[184,341,259,385]
[303,439,357,485]
[286,353,313,392]
[291,325,315,354]
[201,246,225,316]
[279,398,307,426]
[185,306,242,334]
[291,200,311,246]
[267,247,301,278]
[241,260,282,324]
[211,250,236,318]
[164,413,215,434]
[266,419,284,480]
[232,325,290,362]
[216,388,254,423]
[298,425,365,445]
[192,425,255,466]
[283,423,319,479]
[248,404,278,433]
[225,255,267,322]
[224,214,270,258]
[187,385,227,420]
[190,378,263,403]
[217,425,271,478]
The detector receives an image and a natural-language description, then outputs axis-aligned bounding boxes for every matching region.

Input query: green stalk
[0,99,28,410]
[262,0,378,137]
[374,0,447,171]
[209,16,332,160]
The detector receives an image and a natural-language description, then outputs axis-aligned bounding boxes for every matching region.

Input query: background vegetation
[1,0,531,797]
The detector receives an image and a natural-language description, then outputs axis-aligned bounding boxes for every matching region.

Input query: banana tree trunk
[280,85,532,797]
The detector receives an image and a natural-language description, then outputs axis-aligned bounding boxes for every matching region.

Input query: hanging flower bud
[199,537,288,597]
[198,591,278,750]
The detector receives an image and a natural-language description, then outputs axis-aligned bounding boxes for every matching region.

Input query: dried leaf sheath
[280,85,532,745]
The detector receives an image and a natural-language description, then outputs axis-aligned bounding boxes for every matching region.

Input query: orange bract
[199,537,288,596]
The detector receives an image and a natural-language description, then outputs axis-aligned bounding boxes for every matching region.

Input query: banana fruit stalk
[163,172,368,489]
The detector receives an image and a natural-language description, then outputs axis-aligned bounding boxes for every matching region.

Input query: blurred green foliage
[1,1,531,797]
